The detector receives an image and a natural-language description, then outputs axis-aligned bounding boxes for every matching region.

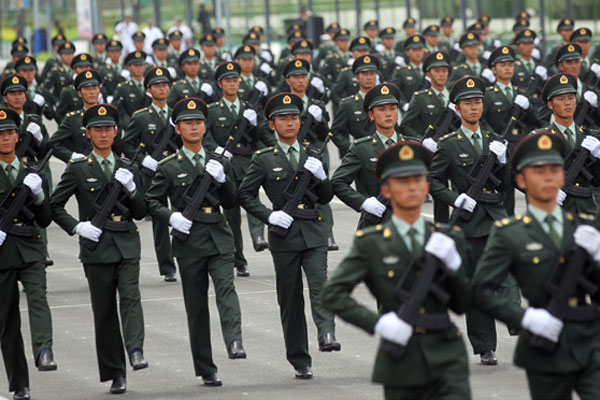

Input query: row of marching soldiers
[0,11,599,400]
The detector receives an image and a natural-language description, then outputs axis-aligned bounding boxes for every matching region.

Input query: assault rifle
[141,124,181,177]
[362,193,391,226]
[561,129,600,199]
[422,109,461,141]
[500,74,544,143]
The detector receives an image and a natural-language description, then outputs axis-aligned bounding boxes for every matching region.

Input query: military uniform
[400,86,450,141]
[331,36,373,106]
[55,53,95,118]
[97,40,126,98]
[542,18,575,73]
[111,51,153,129]
[320,29,351,89]
[40,34,66,79]
[390,35,429,109]
[42,41,76,104]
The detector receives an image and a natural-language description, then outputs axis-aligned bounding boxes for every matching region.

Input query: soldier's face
[5,91,26,110]
[153,48,168,61]
[202,45,216,58]
[149,82,170,101]
[406,47,424,64]
[573,40,590,58]
[405,27,416,36]
[171,39,182,50]
[548,93,576,119]
[107,50,122,63]
[462,44,479,61]
[442,26,452,37]
[369,103,398,129]
[492,60,514,81]
[351,48,370,59]
[336,39,349,53]
[517,165,564,204]
[86,125,116,151]
[366,29,378,39]
[559,59,581,78]
[456,97,483,124]
[381,175,430,211]
[517,42,534,58]
[215,37,224,47]
[78,85,100,107]
[426,66,449,87]
[269,114,300,143]
[0,129,18,155]
[176,119,206,145]
[286,74,308,93]
[295,53,312,63]
[237,57,255,73]
[218,76,240,97]
[560,30,573,42]
[425,35,438,47]
[182,61,200,78]
[93,43,106,53]
[381,37,394,50]
[356,70,377,90]
[17,69,35,85]
[133,40,145,51]
[60,52,74,66]
[74,65,91,75]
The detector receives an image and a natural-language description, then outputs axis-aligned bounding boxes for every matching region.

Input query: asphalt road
[0,118,538,400]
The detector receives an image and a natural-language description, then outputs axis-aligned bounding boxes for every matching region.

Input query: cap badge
[294,60,302,67]
[538,135,552,150]
[466,79,475,88]
[381,85,390,95]
[414,36,420,42]
[502,47,509,54]
[24,57,30,63]
[98,106,107,115]
[467,33,474,39]
[85,71,92,78]
[524,30,531,36]
[188,100,197,109]
[364,56,371,63]
[283,95,292,104]
[560,75,569,84]
[135,51,141,57]
[11,76,19,84]
[359,37,366,43]
[399,145,414,160]
[567,44,575,52]
[244,46,250,52]
[81,54,87,60]
[0,111,6,119]
[156,68,163,76]
[436,52,444,60]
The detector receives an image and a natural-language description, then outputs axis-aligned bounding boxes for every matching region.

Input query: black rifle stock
[362,193,391,226]
[561,129,600,198]
[500,74,543,142]
[422,109,461,141]
[456,152,503,222]
[141,124,180,177]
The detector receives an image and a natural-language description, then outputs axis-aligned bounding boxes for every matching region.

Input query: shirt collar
[277,139,300,155]
[151,102,169,115]
[357,90,367,99]
[222,96,240,111]
[466,60,480,70]
[187,76,200,86]
[554,121,576,135]
[181,146,206,164]
[528,204,563,226]
[430,86,449,99]
[460,125,482,140]
[495,81,512,93]
[376,131,398,145]
[0,157,20,171]
[391,215,426,246]
[92,151,115,166]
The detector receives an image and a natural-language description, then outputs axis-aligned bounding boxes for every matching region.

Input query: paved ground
[0,119,539,399]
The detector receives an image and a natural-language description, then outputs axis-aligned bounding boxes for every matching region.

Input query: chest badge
[86,177,98,182]
[426,104,435,109]
[525,242,543,251]
[383,255,399,264]
[177,173,188,178]
[458,153,469,158]
[272,167,283,172]
[147,123,156,130]
[354,111,362,115]
[218,117,227,121]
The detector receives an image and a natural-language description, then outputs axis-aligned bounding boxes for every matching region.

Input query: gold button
[533,256,539,264]
[387,270,394,278]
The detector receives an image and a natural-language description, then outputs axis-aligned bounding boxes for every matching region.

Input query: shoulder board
[578,213,594,221]
[414,89,428,96]
[207,102,220,108]
[133,107,149,115]
[159,153,177,164]
[433,222,461,232]
[340,66,350,72]
[69,156,88,163]
[340,95,355,103]
[494,214,523,228]
[255,146,275,155]
[354,136,372,145]
[66,110,77,117]
[128,81,134,86]
[355,223,384,238]
[515,60,522,66]
[116,82,124,88]
[439,131,458,141]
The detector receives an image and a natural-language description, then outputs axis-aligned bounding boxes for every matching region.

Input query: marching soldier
[330,36,372,108]
[394,17,417,55]
[167,48,216,108]
[478,16,500,52]
[122,67,178,282]
[571,28,600,83]
[440,16,456,52]
[429,76,516,365]
[363,19,379,48]
[40,34,67,79]
[391,35,429,111]
[0,107,56,400]
[323,142,471,400]
[448,32,494,88]
[331,83,406,228]
[3,44,29,77]
[55,53,95,120]
[314,22,341,71]
[111,51,153,129]
[131,31,154,65]
[42,41,76,102]
[212,27,232,62]
[473,131,600,400]
[320,28,351,91]
[150,38,175,72]
[234,45,270,102]
[376,27,397,81]
[98,40,126,99]
[543,18,575,73]
[238,93,340,379]
[199,33,220,71]
[145,98,246,387]
[167,29,185,62]
[512,28,547,108]
[50,104,148,394]
[15,56,55,121]
[278,30,306,66]
[91,33,108,67]
[422,24,441,53]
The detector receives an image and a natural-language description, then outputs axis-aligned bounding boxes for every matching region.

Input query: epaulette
[515,60,522,66]
[355,223,384,238]
[578,213,594,221]
[439,131,458,141]
[66,110,81,117]
[395,65,401,70]
[128,81,134,86]
[353,136,372,145]
[255,146,275,155]
[133,107,148,115]
[116,82,124,88]
[434,222,462,232]
[69,155,88,163]
[340,95,356,104]
[340,66,351,72]
[159,153,176,164]
[207,102,219,109]
[452,65,459,70]
[494,214,523,228]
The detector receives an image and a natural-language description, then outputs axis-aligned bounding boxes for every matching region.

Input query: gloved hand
[23,173,43,195]
[268,210,294,229]
[169,211,192,234]
[425,232,462,271]
[574,225,600,262]
[521,307,563,343]
[448,102,460,117]
[205,159,226,183]
[142,155,158,172]
[584,90,598,108]
[260,50,273,63]
[482,50,491,60]
[361,196,386,217]
[0,229,5,247]
[115,167,136,192]
[375,43,385,53]
[402,103,409,112]
[489,140,507,164]
[98,94,105,103]
[200,82,213,96]
[531,48,541,60]
[347,57,354,66]
[534,37,541,46]
[168,67,177,79]
[422,137,438,153]
[215,146,233,159]
[556,189,567,205]
[454,193,477,212]
[308,104,323,122]
[374,312,413,346]
[304,156,327,181]
[26,122,43,142]
[591,63,600,79]
[75,221,102,242]
[70,152,85,160]
[310,76,325,94]
[243,109,258,126]
[255,80,268,96]
[107,95,114,104]
[394,56,406,66]
[481,68,496,83]
[260,62,273,75]
[120,69,131,80]
[33,93,45,107]
[514,94,530,110]
[453,42,461,52]
[582,135,600,158]
[535,65,548,81]
[493,39,502,48]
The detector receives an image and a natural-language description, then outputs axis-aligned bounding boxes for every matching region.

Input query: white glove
[361,196,386,217]
[482,50,491,60]
[75,221,103,242]
[120,69,131,80]
[347,57,354,66]
[0,230,5,247]
[402,103,409,112]
[308,104,323,122]
[534,37,541,46]
[425,232,462,272]
[32,93,45,107]
[260,50,273,63]
[26,122,43,142]
[243,109,258,126]
[454,193,477,212]
[255,80,268,96]
[70,152,85,160]
[591,63,600,79]
[310,76,325,94]
[574,225,600,262]
[394,56,406,66]
[23,173,43,195]
[114,167,136,192]
[304,156,327,181]
[259,62,273,75]
[168,67,177,79]
[98,94,105,103]
[142,155,158,172]
[169,211,192,234]
[535,65,547,81]
[584,91,598,108]
[489,140,507,164]
[205,159,226,183]
[200,82,213,96]
[215,145,233,159]
[493,39,502,48]
[481,68,496,83]
[374,312,413,346]
[422,137,438,153]
[107,95,114,104]
[268,210,293,229]
[531,48,541,60]
[453,42,461,52]
[375,43,385,53]
[514,94,530,110]
[582,135,600,158]
[521,307,563,343]
[556,189,567,205]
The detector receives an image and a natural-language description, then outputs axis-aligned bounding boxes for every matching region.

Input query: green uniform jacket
[376,51,396,81]
[98,64,126,98]
[40,56,60,80]
[42,65,72,99]
[390,65,428,108]
[447,63,483,89]
[473,211,600,373]
[166,78,217,109]
[145,149,236,258]
[400,87,447,140]
[16,112,50,162]
[330,94,371,154]
[111,80,152,129]
[536,82,600,129]
[50,154,146,263]
[122,105,173,163]
[238,144,333,251]
[322,221,470,386]
[481,83,538,138]
[55,85,83,124]
[331,67,360,106]
[320,52,348,90]
[429,127,511,238]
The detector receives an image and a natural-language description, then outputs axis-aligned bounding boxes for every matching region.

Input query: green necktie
[288,147,298,170]
[408,227,422,258]
[101,159,112,180]
[438,92,446,106]
[5,164,15,186]
[137,82,144,94]
[504,86,513,102]
[191,80,199,92]
[472,132,482,155]
[230,103,237,116]
[545,214,562,248]
[385,138,395,147]
[193,153,204,174]
[564,128,575,148]
[527,61,533,73]
[159,109,167,125]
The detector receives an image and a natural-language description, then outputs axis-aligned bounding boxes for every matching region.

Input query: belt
[191,206,221,224]
[274,203,319,220]
[7,222,36,237]
[411,312,453,333]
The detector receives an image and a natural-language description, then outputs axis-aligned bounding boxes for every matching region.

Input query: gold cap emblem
[156,68,163,75]
[11,76,19,84]
[381,85,389,95]
[98,106,107,115]
[226,63,234,70]
[85,71,92,78]
[294,60,302,67]
[580,28,586,34]
[301,40,307,46]
[467,33,474,40]
[432,25,438,31]
[524,30,531,36]
[436,52,444,60]
[0,111,6,119]
[466,79,475,88]
[359,37,366,43]
[244,46,250,52]
[187,100,196,109]
[24,57,30,63]
[81,54,87,60]
[399,145,414,160]
[135,51,141,57]
[414,36,420,42]
[364,56,371,63]
[502,47,509,54]
[560,75,569,84]
[567,44,575,52]
[283,95,291,104]
[538,135,552,150]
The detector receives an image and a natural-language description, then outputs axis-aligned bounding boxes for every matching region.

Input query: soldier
[211,27,232,62]
[314,22,341,70]
[111,51,153,129]
[167,48,215,108]
[91,33,108,67]
[376,27,397,81]
[0,107,56,400]
[330,36,372,107]
[42,41,76,101]
[478,16,500,52]
[199,33,220,71]
[422,24,441,53]
[248,25,275,67]
[14,56,55,121]
[167,29,185,61]
[473,131,600,400]
[331,83,406,228]
[429,76,515,365]
[278,30,306,66]
[2,44,29,76]
[98,40,125,100]
[543,18,575,73]
[391,35,429,111]
[145,98,246,387]
[40,34,67,79]
[323,142,471,400]
[122,66,178,282]
[440,16,456,50]
[131,31,154,65]
[512,29,548,105]
[448,32,495,88]
[50,104,148,394]
[204,62,267,276]
[320,28,351,91]
[234,45,270,102]
[363,19,379,48]
[150,38,174,71]
[571,28,600,82]
[393,17,417,55]
[238,93,340,380]
[55,53,95,120]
